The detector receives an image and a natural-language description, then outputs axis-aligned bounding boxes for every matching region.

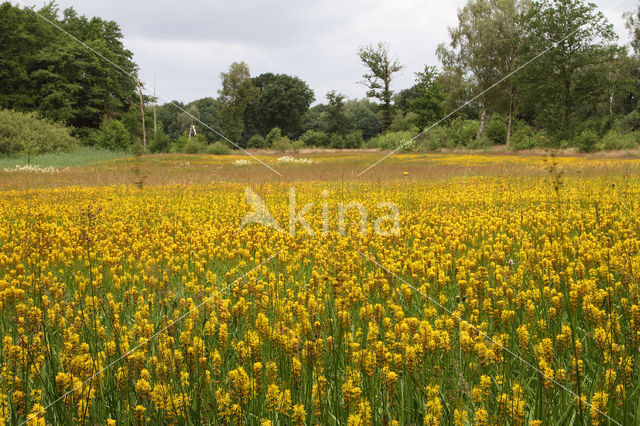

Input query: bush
[299,130,330,147]
[467,135,493,150]
[272,136,292,153]
[508,126,552,150]
[328,134,345,149]
[597,129,640,151]
[485,115,507,144]
[207,141,231,155]
[247,135,266,149]
[415,126,451,152]
[173,133,206,153]
[94,119,131,151]
[149,128,171,153]
[343,131,364,149]
[369,130,419,151]
[618,111,640,133]
[291,140,305,153]
[447,118,479,147]
[183,138,205,154]
[266,128,282,148]
[389,112,418,132]
[575,129,599,153]
[0,109,77,162]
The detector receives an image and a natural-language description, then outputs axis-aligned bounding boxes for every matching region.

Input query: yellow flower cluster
[0,158,639,423]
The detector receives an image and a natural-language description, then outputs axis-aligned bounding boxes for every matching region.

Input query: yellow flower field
[1,154,640,424]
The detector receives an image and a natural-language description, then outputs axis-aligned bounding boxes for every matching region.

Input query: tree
[218,62,258,142]
[325,91,350,136]
[518,0,616,138]
[0,3,138,135]
[437,0,529,141]
[625,4,640,56]
[344,99,381,140]
[406,66,445,130]
[357,42,403,131]
[0,109,77,163]
[244,73,314,137]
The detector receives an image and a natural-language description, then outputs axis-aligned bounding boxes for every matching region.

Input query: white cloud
[14,0,635,104]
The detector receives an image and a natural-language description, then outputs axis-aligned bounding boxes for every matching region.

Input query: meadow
[1,151,640,425]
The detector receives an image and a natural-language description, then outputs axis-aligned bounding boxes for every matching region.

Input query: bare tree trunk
[136,78,146,151]
[609,93,614,115]
[476,103,486,139]
[507,86,516,146]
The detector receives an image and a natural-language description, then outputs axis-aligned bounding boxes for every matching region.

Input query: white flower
[2,164,69,173]
[233,159,253,166]
[276,156,313,165]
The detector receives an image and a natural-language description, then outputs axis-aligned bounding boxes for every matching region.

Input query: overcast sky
[14,0,637,105]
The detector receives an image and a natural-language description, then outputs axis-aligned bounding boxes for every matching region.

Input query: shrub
[509,127,553,150]
[343,131,364,149]
[389,112,418,132]
[299,130,330,147]
[94,119,131,151]
[467,135,493,150]
[173,133,206,153]
[575,129,599,153]
[485,115,507,144]
[328,134,345,149]
[183,138,205,154]
[149,128,171,153]
[0,109,77,162]
[415,126,451,152]
[207,141,231,155]
[369,130,419,151]
[618,111,640,133]
[272,136,292,153]
[291,140,305,153]
[597,129,640,151]
[247,135,266,149]
[447,118,479,147]
[266,128,282,148]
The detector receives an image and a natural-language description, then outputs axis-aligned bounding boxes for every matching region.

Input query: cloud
[15,0,635,105]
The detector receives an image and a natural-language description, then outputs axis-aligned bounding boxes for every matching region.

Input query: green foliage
[0,3,137,132]
[485,115,508,144]
[406,65,444,129]
[467,135,494,150]
[94,120,131,151]
[247,135,266,149]
[357,42,403,130]
[291,140,305,153]
[148,127,171,153]
[447,118,480,147]
[575,129,600,152]
[389,112,417,132]
[272,136,293,153]
[369,130,419,151]
[299,130,330,147]
[245,73,315,136]
[509,126,552,150]
[415,127,452,152]
[173,133,206,153]
[328,134,345,149]
[618,111,640,133]
[518,0,616,138]
[597,129,640,150]
[325,91,350,135]
[0,146,128,169]
[218,62,258,142]
[183,138,205,154]
[207,141,231,155]
[343,131,364,149]
[344,99,381,140]
[266,128,282,147]
[0,109,77,162]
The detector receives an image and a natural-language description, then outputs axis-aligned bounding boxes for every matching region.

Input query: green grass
[0,147,130,169]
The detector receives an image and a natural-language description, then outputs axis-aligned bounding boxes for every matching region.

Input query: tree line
[2,0,640,159]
